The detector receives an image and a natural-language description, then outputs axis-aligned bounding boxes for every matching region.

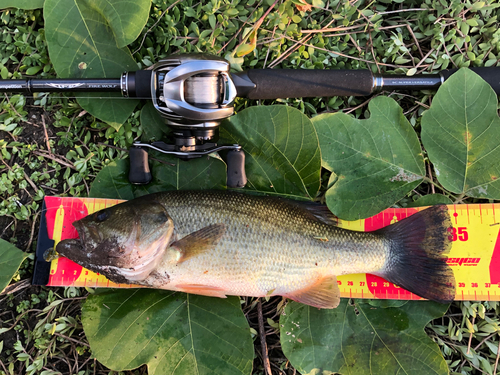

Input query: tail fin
[375,205,456,303]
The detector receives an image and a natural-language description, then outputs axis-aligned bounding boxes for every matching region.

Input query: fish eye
[94,210,109,222]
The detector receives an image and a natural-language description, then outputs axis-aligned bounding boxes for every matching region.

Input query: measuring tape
[35,196,500,301]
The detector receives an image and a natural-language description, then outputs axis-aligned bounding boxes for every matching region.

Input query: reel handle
[128,147,152,185]
[128,144,247,188]
[226,149,247,188]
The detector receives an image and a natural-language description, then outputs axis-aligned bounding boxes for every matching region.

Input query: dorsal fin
[170,223,226,263]
[286,199,339,226]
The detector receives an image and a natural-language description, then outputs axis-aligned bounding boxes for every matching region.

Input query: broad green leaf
[84,0,151,49]
[90,159,135,200]
[44,0,142,129]
[76,94,139,131]
[0,0,43,9]
[0,239,27,293]
[82,289,254,375]
[220,106,321,200]
[281,299,449,375]
[140,102,170,142]
[89,154,227,199]
[421,68,500,199]
[406,194,453,207]
[312,96,425,220]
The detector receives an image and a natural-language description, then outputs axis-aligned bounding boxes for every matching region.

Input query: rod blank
[0,78,121,93]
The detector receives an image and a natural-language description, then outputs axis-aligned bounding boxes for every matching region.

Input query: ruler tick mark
[493,203,497,226]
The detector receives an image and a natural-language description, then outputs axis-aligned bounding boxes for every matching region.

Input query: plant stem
[257,299,272,375]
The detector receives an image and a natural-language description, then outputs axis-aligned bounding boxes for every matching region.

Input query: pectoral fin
[175,284,227,298]
[171,223,226,263]
[286,275,340,309]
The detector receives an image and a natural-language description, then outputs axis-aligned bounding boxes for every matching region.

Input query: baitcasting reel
[122,54,252,188]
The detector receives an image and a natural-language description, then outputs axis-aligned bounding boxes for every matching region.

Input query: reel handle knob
[226,148,247,188]
[129,147,152,185]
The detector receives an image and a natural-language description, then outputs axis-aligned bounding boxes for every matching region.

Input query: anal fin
[175,284,227,298]
[285,275,340,309]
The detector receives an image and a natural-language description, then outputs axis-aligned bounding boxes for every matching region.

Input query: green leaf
[421,68,500,199]
[140,102,170,142]
[89,154,227,199]
[220,106,321,200]
[89,0,151,49]
[406,194,453,207]
[44,0,143,129]
[82,289,254,375]
[407,67,417,76]
[0,0,44,9]
[312,96,425,220]
[235,43,255,57]
[281,299,449,375]
[76,94,139,131]
[25,66,42,75]
[89,159,135,200]
[0,239,27,293]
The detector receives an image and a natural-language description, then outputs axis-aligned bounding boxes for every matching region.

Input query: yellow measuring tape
[43,197,500,301]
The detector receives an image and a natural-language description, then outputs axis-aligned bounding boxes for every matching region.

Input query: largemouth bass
[55,190,456,308]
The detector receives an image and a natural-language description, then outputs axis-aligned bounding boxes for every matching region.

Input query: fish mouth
[55,238,85,261]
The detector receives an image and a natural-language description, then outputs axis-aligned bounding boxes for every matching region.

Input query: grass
[1,0,500,374]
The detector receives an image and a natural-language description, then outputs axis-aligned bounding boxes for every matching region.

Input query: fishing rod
[1,53,499,187]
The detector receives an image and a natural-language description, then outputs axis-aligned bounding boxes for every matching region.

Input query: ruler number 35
[448,227,468,242]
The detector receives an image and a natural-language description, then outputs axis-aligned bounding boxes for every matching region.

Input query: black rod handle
[241,69,374,99]
[127,70,153,98]
[238,66,500,99]
[441,67,500,95]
